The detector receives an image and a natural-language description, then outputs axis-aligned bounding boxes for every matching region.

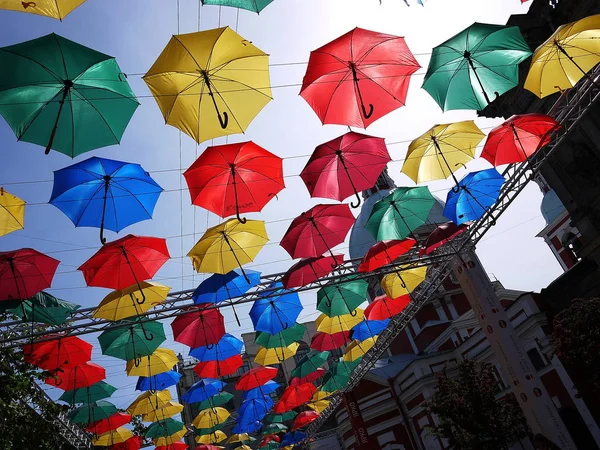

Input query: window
[527,348,547,371]
[293,343,311,365]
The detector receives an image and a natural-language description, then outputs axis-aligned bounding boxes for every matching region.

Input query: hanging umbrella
[351,319,390,341]
[93,427,134,446]
[262,423,288,434]
[401,121,485,188]
[228,433,253,444]
[137,371,182,392]
[98,320,166,362]
[25,335,92,371]
[156,443,188,450]
[264,411,297,424]
[422,23,531,111]
[182,379,225,404]
[321,360,360,392]
[127,390,172,416]
[280,204,355,259]
[59,381,117,405]
[197,392,234,411]
[291,368,326,386]
[111,436,144,450]
[249,288,303,334]
[236,366,278,390]
[358,239,416,273]
[194,354,243,378]
[444,169,505,225]
[171,305,225,349]
[93,282,170,322]
[281,431,306,446]
[344,337,377,362]
[144,27,271,143]
[86,412,131,435]
[238,398,273,425]
[315,309,364,334]
[195,444,223,450]
[311,331,351,351]
[482,114,560,166]
[242,381,280,400]
[187,219,268,283]
[292,411,320,431]
[154,430,187,447]
[273,383,316,413]
[316,278,368,317]
[46,362,105,390]
[291,350,329,380]
[184,141,284,223]
[255,343,299,366]
[365,187,436,241]
[196,431,227,444]
[196,421,228,437]
[142,401,184,422]
[68,400,117,424]
[0,248,60,301]
[300,132,391,207]
[0,188,24,237]
[0,34,138,156]
[380,266,427,299]
[200,0,274,13]
[281,255,344,289]
[234,421,262,434]
[525,15,600,98]
[146,419,185,439]
[126,348,179,377]
[259,435,280,447]
[193,407,230,429]
[307,391,331,413]
[364,294,411,320]
[300,27,420,127]
[255,323,305,349]
[0,0,87,19]
[189,333,243,362]
[421,222,468,255]
[0,291,79,326]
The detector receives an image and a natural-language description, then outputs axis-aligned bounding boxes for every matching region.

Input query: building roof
[541,188,566,226]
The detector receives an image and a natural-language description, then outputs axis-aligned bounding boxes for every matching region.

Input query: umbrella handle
[451,184,461,193]
[135,289,147,305]
[236,210,247,224]
[360,103,374,119]
[206,343,214,350]
[45,84,70,155]
[100,227,107,245]
[350,309,357,317]
[134,356,141,367]
[350,191,362,208]
[141,324,154,341]
[282,322,289,330]
[218,111,229,129]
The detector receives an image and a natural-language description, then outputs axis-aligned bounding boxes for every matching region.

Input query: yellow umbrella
[254,342,300,366]
[381,266,427,299]
[233,446,251,450]
[187,219,268,278]
[525,14,600,98]
[92,282,170,321]
[0,0,86,20]
[92,427,133,446]
[142,401,184,422]
[307,391,332,413]
[153,429,187,447]
[401,121,485,185]
[127,389,172,416]
[144,27,272,144]
[196,430,227,444]
[126,348,178,377]
[0,188,25,237]
[228,433,252,444]
[316,309,364,334]
[193,407,230,429]
[344,337,378,362]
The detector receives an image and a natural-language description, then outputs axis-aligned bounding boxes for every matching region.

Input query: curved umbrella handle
[100,225,107,245]
[218,111,229,129]
[134,356,141,368]
[350,191,362,209]
[451,184,461,193]
[206,343,214,350]
[350,309,358,317]
[135,289,147,305]
[325,299,332,308]
[282,321,289,330]
[236,210,247,224]
[141,325,154,342]
[361,103,374,119]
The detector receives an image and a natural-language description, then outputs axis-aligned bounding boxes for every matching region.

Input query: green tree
[425,359,529,450]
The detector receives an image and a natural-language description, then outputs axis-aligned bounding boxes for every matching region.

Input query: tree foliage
[425,359,528,450]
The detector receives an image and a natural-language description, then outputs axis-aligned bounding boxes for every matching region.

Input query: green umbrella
[264,411,297,424]
[145,418,185,439]
[255,323,306,349]
[316,279,368,318]
[200,0,274,13]
[262,443,280,450]
[98,320,166,362]
[291,351,330,380]
[196,391,234,410]
[0,292,80,325]
[58,381,117,405]
[0,33,139,157]
[365,187,436,241]
[195,421,228,436]
[422,23,531,111]
[321,360,361,393]
[67,400,117,424]
[262,423,288,434]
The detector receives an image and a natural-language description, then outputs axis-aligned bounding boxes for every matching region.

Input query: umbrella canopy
[262,423,288,434]
[68,400,117,424]
[144,27,271,143]
[146,419,185,439]
[300,132,391,207]
[281,431,306,446]
[421,222,468,255]
[184,141,284,223]
[281,255,344,289]
[234,422,262,434]
[255,342,299,366]
[482,114,560,166]
[242,381,280,400]
[126,348,179,377]
[0,34,138,156]
[182,379,225,404]
[311,331,351,351]
[250,288,303,334]
[280,204,355,259]
[0,0,86,19]
[292,411,320,431]
[0,248,60,301]
[307,391,331,413]
[25,335,92,371]
[127,390,172,416]
[351,319,390,341]
[86,412,131,435]
[273,383,317,413]
[46,362,106,390]
[154,430,187,447]
[189,333,243,362]
[196,431,227,444]
[112,436,144,450]
[321,360,360,392]
[300,27,420,128]
[200,0,274,13]
[358,239,416,273]
[344,337,377,362]
[136,371,182,392]
[255,323,305,349]
[197,392,234,410]
[264,411,297,424]
[365,187,436,241]
[228,433,253,444]
[50,157,162,245]
[171,305,226,349]
[142,401,184,422]
[380,266,427,298]
[98,320,166,361]
[316,278,368,317]
[316,309,364,334]
[236,366,278,390]
[525,15,600,98]
[194,354,243,378]
[259,435,280,447]
[238,398,273,424]
[422,23,531,110]
[0,188,25,237]
[291,368,326,386]
[1,291,79,326]
[93,427,134,446]
[365,294,411,320]
[291,350,329,379]
[156,444,188,450]
[196,421,229,436]
[93,282,170,321]
[59,381,117,405]
[444,169,505,225]
[193,407,230,429]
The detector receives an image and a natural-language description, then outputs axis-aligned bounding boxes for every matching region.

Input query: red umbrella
[310,331,351,351]
[156,443,188,450]
[280,204,355,259]
[171,304,225,349]
[194,446,219,450]
[292,411,320,431]
[194,354,243,378]
[24,335,92,371]
[259,435,281,447]
[365,294,410,320]
[110,436,144,450]
[0,249,60,301]
[300,132,391,208]
[236,366,278,390]
[481,113,560,166]
[184,141,285,223]
[45,362,106,390]
[282,255,344,289]
[358,239,416,273]
[86,412,131,435]
[273,383,317,413]
[290,368,326,386]
[420,222,468,255]
[300,27,420,128]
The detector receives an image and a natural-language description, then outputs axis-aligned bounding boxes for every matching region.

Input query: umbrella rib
[14,89,63,141]
[0,48,64,81]
[70,89,120,143]
[210,74,273,100]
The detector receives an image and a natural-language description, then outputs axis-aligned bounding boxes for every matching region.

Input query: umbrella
[50,157,162,245]
[291,368,326,385]
[358,239,416,273]
[443,169,505,225]
[195,421,228,436]
[365,294,411,320]
[321,360,360,392]
[136,371,182,392]
[255,323,305,349]
[264,411,297,424]
[380,266,427,298]
[291,350,329,379]
[154,430,187,447]
[146,419,185,439]
[93,427,134,446]
[86,412,131,435]
[156,444,188,450]
[93,282,170,321]
[171,305,225,349]
[365,187,436,241]
[25,335,92,372]
[126,348,179,377]
[194,354,243,378]
[316,278,368,317]
[307,391,331,413]
[189,333,243,362]
[234,422,262,434]
[311,331,351,351]
[0,34,138,156]
[197,392,234,410]
[182,379,225,404]
[242,381,280,400]
[281,431,306,446]
[238,398,273,424]
[482,114,560,166]
[68,400,117,424]
[255,343,299,366]
[228,433,253,444]
[196,431,227,444]
[281,255,344,289]
[127,390,172,416]
[142,401,184,422]
[401,121,485,188]
[193,407,230,429]
[111,436,144,450]
[59,381,117,405]
[280,204,355,259]
[262,423,287,434]
[236,366,278,390]
[187,219,268,282]
[259,435,280,447]
[273,383,316,413]
[0,0,86,19]
[98,320,166,362]
[525,15,600,98]
[351,320,390,341]
[0,188,24,237]
[421,222,468,255]
[292,411,320,431]
[300,27,420,127]
[300,132,391,207]
[344,337,377,362]
[184,141,284,223]
[249,289,303,334]
[144,27,271,143]
[316,309,364,334]
[46,362,105,390]
[422,23,531,110]
[200,0,274,13]
[1,291,79,326]
[0,248,60,301]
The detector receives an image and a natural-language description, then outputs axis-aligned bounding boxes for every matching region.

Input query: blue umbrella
[282,431,307,445]
[49,157,163,245]
[249,287,303,334]
[242,380,280,400]
[189,333,243,362]
[444,168,505,225]
[182,378,225,404]
[233,420,262,434]
[351,319,390,341]
[136,371,182,391]
[238,398,273,425]
[192,269,261,326]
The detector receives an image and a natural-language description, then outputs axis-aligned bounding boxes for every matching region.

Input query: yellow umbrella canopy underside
[127,389,172,416]
[93,427,133,446]
[316,309,364,334]
[344,337,378,362]
[196,430,227,444]
[126,348,179,377]
[193,407,230,429]
[228,433,252,444]
[381,266,427,299]
[0,0,86,20]
[525,14,600,98]
[142,401,184,422]
[153,429,187,447]
[0,188,25,238]
[254,342,300,366]
[144,26,272,144]
[401,120,485,184]
[92,282,171,321]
